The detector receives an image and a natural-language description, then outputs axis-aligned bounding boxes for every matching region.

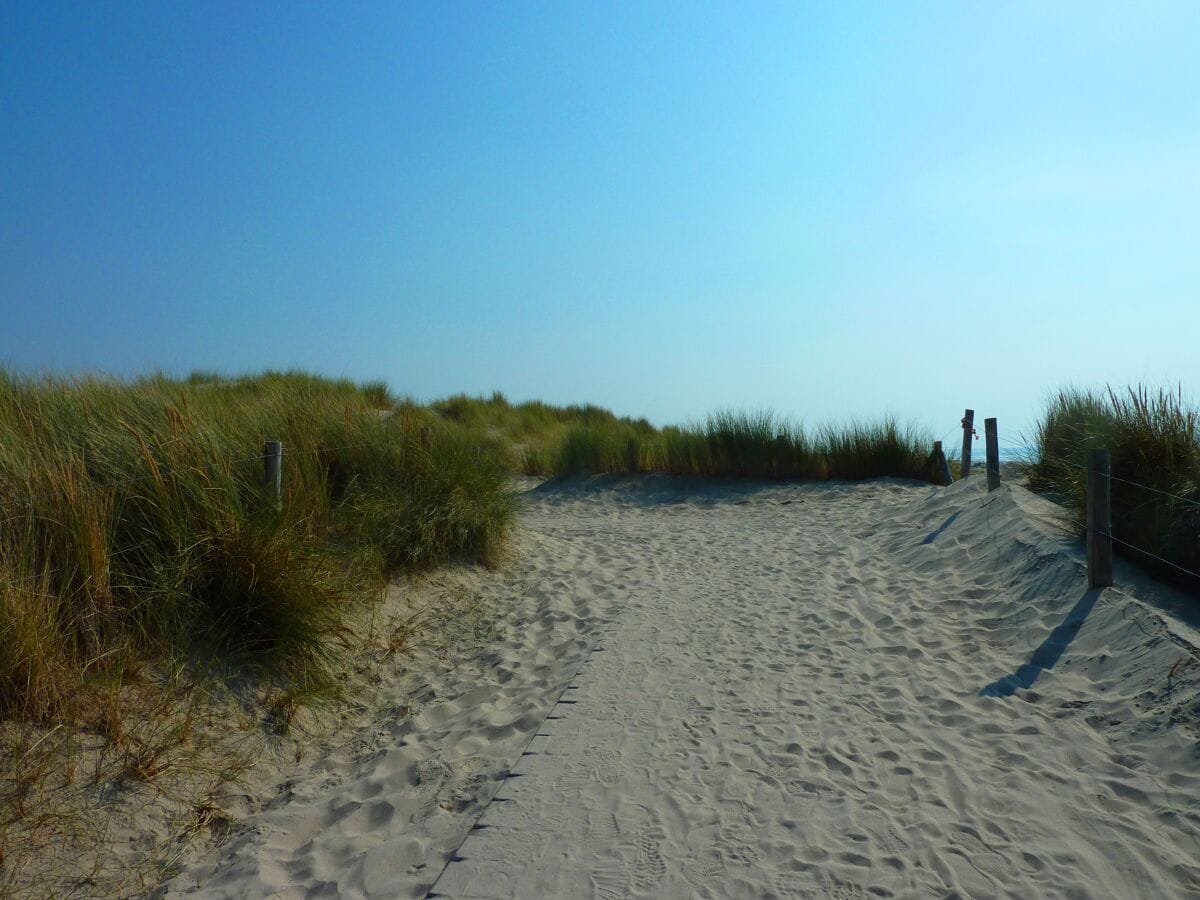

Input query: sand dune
[160,475,1200,898]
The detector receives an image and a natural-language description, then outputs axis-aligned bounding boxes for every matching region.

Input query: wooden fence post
[933,440,953,486]
[960,409,975,477]
[985,418,1000,492]
[263,440,283,512]
[1087,449,1113,588]
[420,426,432,449]
[626,438,639,474]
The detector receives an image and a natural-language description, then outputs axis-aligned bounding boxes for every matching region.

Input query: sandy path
[161,475,1200,898]
[434,477,1200,899]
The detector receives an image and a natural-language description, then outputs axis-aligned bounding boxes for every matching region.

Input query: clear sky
[4,2,1199,443]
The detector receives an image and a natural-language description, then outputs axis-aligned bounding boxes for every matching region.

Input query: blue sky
[3,2,1199,443]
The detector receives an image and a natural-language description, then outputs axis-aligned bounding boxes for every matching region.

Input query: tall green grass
[0,370,513,724]
[551,410,933,482]
[1028,385,1200,592]
[432,393,657,480]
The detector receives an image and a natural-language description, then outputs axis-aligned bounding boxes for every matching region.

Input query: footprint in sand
[682,847,725,885]
[773,870,821,896]
[784,779,823,802]
[594,763,622,785]
[414,758,450,794]
[628,826,667,889]
[407,759,451,816]
[633,702,658,729]
[718,823,764,865]
[819,871,868,898]
[948,825,1008,880]
[588,811,622,841]
[552,760,594,796]
[622,661,650,685]
[858,812,909,854]
[589,864,629,899]
[715,798,749,819]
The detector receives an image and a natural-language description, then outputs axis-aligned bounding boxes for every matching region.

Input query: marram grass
[1028,384,1200,593]
[430,391,658,476]
[550,410,934,483]
[0,370,513,724]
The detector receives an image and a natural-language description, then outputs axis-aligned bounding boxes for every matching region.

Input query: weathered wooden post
[1087,449,1113,588]
[420,426,432,449]
[626,438,639,473]
[263,440,283,512]
[985,418,1001,492]
[960,409,975,477]
[933,440,953,486]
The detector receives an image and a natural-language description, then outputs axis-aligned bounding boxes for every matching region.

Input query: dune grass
[0,370,513,727]
[425,395,933,483]
[1028,385,1200,593]
[550,410,934,482]
[429,391,657,476]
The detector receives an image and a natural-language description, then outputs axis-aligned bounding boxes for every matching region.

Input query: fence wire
[1106,474,1200,510]
[1110,534,1200,582]
[1053,462,1200,583]
[941,434,1200,586]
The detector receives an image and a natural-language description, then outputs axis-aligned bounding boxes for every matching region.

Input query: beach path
[431,477,1200,899]
[161,476,1200,899]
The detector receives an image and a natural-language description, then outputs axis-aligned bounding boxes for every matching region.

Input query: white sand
[160,475,1200,898]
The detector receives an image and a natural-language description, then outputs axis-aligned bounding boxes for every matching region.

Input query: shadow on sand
[920,510,962,545]
[981,588,1102,698]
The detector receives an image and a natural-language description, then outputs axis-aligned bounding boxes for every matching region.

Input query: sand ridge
[161,475,1200,898]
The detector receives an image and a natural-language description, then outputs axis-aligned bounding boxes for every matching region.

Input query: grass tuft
[1028,384,1200,593]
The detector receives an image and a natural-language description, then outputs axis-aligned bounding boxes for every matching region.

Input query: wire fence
[1107,474,1200,510]
[1033,462,1200,582]
[1110,534,1200,581]
[941,415,1200,586]
[1096,469,1200,583]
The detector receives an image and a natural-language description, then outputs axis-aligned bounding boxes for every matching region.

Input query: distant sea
[958,445,1035,464]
